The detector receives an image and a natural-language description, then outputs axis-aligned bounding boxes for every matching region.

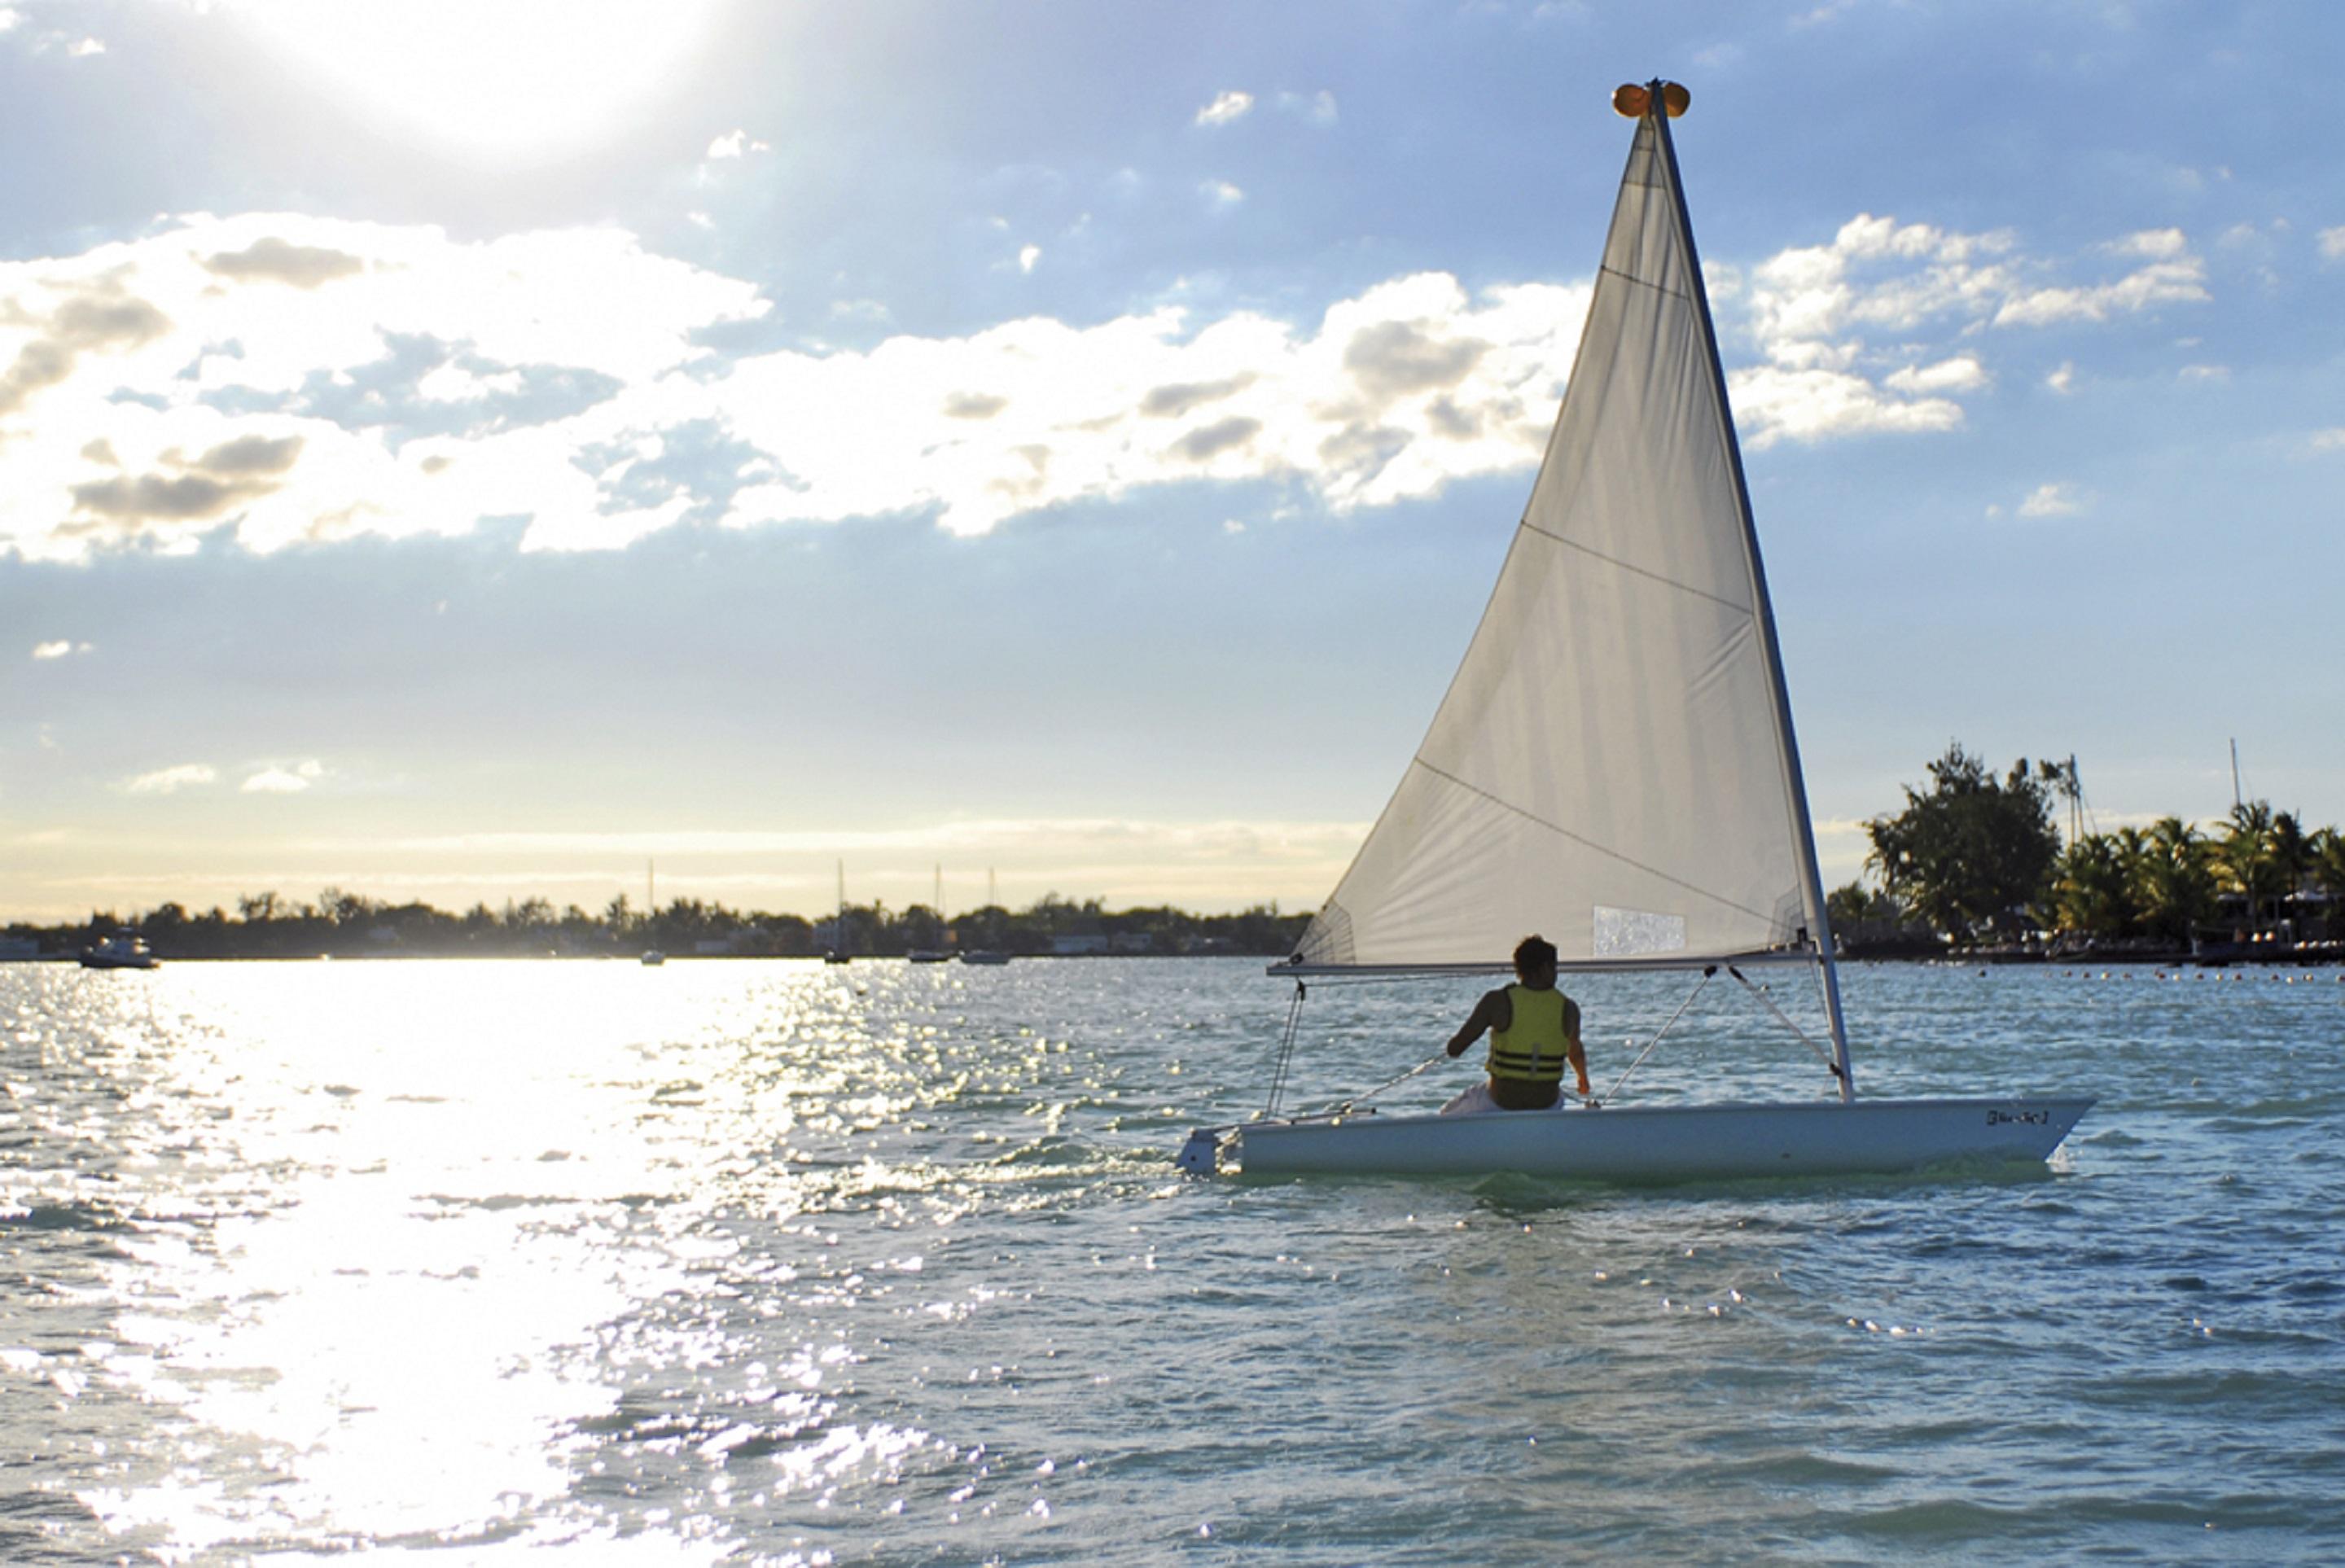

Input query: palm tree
[2052,833,2134,938]
[2311,826,2345,942]
[2215,800,2280,935]
[2136,817,2216,944]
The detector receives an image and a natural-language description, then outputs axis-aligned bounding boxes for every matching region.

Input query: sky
[3,0,2343,926]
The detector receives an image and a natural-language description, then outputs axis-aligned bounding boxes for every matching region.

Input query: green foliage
[1865,742,2062,940]
[8,888,1313,961]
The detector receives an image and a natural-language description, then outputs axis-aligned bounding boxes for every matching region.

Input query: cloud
[1729,366,1964,446]
[2045,361,2075,394]
[2319,227,2345,261]
[1200,179,1245,208]
[242,760,325,794]
[31,639,91,659]
[2310,428,2345,452]
[1168,416,1260,462]
[1139,374,1255,418]
[941,392,1008,420]
[1274,90,1338,126]
[2018,481,2089,517]
[65,431,306,541]
[1194,90,1253,127]
[1343,321,1488,397]
[704,129,769,160]
[1018,243,1041,274]
[8,204,2199,560]
[1883,355,1988,395]
[0,282,173,418]
[203,236,366,289]
[124,763,217,795]
[2177,364,2228,383]
[0,213,766,558]
[1734,213,2209,445]
[68,35,103,56]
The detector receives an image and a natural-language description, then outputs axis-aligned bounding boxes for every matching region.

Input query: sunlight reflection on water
[3,957,2342,1563]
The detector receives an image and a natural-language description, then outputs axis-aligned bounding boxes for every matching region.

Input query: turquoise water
[2,957,2340,1563]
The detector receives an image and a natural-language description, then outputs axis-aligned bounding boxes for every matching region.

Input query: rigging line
[1264,979,1307,1120]
[1408,757,1785,928]
[1515,520,1755,616]
[1593,261,1696,306]
[1306,1049,1450,1119]
[1727,965,1844,1083]
[1599,966,1715,1106]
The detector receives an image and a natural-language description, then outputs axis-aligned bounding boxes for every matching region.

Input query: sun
[227,0,730,165]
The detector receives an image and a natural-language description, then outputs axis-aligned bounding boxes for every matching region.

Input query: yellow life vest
[1488,984,1576,1084]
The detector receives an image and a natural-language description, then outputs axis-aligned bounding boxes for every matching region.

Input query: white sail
[1291,103,1827,973]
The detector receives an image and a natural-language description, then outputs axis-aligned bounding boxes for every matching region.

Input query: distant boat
[641,859,666,965]
[907,949,950,964]
[958,949,1010,966]
[80,933,159,970]
[1182,80,2090,1181]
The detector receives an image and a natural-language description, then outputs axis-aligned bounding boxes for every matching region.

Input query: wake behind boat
[1181,81,2091,1182]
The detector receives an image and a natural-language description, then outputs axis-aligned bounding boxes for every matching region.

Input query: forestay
[1290,105,1829,976]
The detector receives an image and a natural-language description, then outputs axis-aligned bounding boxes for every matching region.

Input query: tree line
[1838,742,2345,954]
[2,888,1313,961]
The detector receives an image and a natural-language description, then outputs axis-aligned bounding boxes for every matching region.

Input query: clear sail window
[1593,905,1688,958]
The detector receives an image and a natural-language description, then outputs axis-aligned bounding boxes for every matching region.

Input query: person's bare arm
[1565,998,1591,1096]
[1445,988,1510,1057]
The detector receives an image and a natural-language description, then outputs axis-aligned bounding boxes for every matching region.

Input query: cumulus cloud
[2045,361,2075,394]
[1018,243,1041,274]
[64,431,305,543]
[2319,226,2345,261]
[704,129,769,160]
[1732,213,2209,445]
[1194,90,1253,127]
[124,763,217,795]
[2018,481,2089,518]
[0,204,2219,560]
[204,236,365,289]
[242,760,325,793]
[31,639,90,659]
[1200,179,1245,208]
[0,213,767,559]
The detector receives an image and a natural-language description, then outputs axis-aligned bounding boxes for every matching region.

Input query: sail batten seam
[1517,521,1754,615]
[1408,757,1781,926]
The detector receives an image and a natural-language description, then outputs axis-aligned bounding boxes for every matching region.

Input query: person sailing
[1440,935,1591,1114]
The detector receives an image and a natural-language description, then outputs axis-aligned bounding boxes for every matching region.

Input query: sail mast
[1644,81,1854,1100]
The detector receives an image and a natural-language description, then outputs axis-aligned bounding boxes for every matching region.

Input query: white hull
[1230,1097,2093,1182]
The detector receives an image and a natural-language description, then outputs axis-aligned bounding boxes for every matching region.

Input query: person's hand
[1445,1040,1466,1058]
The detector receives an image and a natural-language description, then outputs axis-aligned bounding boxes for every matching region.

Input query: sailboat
[639,859,666,966]
[1181,81,2090,1181]
[909,864,951,962]
[824,861,852,964]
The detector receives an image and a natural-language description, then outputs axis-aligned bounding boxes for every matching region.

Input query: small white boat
[80,933,160,970]
[1181,81,2090,1184]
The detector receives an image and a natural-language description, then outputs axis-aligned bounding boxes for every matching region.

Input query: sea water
[2,957,2339,1564]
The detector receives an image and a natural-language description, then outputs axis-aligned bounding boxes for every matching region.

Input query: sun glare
[228,0,730,164]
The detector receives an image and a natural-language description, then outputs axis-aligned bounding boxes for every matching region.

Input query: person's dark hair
[1513,935,1558,974]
